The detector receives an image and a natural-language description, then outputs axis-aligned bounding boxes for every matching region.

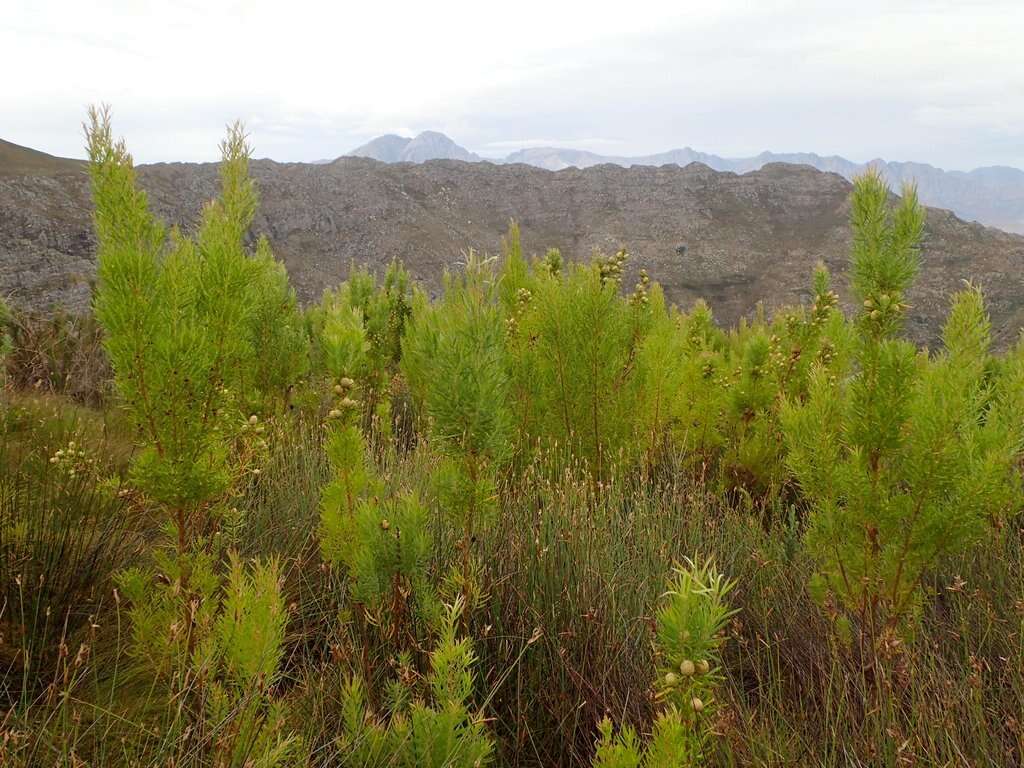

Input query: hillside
[1,153,1023,346]
[0,138,83,176]
[340,132,1024,234]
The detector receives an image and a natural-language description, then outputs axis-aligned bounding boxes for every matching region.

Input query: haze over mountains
[344,132,1024,235]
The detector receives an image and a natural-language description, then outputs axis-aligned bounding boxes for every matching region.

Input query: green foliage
[85,108,305,766]
[245,238,310,411]
[594,558,735,767]
[326,492,433,611]
[116,550,299,766]
[319,302,435,627]
[508,251,638,477]
[403,252,511,465]
[89,107,271,518]
[782,173,1024,643]
[402,252,511,602]
[310,260,413,405]
[336,600,494,767]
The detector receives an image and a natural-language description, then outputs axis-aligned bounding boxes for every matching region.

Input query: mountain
[3,149,1023,348]
[343,133,1024,234]
[0,138,83,176]
[346,131,480,163]
[344,134,412,163]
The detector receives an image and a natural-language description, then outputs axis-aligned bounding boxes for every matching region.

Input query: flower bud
[679,659,695,677]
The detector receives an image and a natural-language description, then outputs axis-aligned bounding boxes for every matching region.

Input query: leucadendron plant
[592,558,736,767]
[89,105,290,547]
[335,599,494,767]
[781,171,1024,660]
[317,284,437,648]
[401,251,512,607]
[88,108,301,765]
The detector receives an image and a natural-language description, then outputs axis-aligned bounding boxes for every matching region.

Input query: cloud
[2,0,1021,170]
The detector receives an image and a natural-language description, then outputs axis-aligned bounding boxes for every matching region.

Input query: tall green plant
[782,171,1024,648]
[508,251,638,478]
[89,106,257,547]
[402,252,512,600]
[88,108,301,764]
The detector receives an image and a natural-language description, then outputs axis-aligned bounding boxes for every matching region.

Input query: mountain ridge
[2,140,1022,349]
[340,133,1024,234]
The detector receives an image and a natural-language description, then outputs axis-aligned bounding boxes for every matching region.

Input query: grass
[1,391,1022,766]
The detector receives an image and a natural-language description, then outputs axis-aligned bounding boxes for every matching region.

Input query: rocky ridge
[2,142,1022,348]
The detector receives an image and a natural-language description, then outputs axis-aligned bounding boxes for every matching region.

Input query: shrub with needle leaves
[593,558,736,767]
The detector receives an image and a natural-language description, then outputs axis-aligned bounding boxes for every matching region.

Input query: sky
[2,0,1022,170]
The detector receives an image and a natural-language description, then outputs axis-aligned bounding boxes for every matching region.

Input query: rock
[1,150,1022,348]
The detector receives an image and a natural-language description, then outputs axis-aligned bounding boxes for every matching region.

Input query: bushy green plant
[402,252,511,601]
[88,108,302,764]
[89,107,250,539]
[317,283,438,659]
[593,558,736,767]
[117,552,300,766]
[335,599,493,767]
[246,238,310,413]
[782,171,1024,649]
[309,260,413,413]
[507,250,639,478]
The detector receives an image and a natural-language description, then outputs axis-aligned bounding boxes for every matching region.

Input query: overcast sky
[2,0,1021,170]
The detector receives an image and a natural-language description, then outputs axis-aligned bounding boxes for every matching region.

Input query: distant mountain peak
[345,130,480,164]
[345,134,412,163]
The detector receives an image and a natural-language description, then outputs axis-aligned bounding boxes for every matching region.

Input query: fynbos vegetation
[2,111,1023,767]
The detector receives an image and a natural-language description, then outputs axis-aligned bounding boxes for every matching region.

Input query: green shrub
[335,599,494,767]
[782,172,1024,650]
[402,252,511,602]
[592,558,736,767]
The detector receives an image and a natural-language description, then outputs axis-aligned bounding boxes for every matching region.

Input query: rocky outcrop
[350,132,1024,235]
[2,150,1023,347]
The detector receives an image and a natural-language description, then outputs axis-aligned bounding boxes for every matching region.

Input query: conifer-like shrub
[592,558,735,767]
[402,252,512,601]
[503,247,640,477]
[781,171,1024,649]
[335,599,494,767]
[86,109,302,765]
[89,107,247,533]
